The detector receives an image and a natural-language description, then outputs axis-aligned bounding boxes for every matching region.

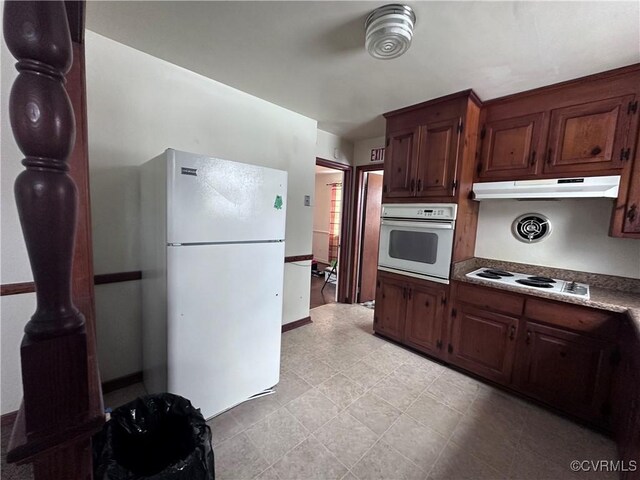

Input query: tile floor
[102,303,618,480]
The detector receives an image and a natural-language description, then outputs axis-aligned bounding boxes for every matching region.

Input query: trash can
[93,393,215,479]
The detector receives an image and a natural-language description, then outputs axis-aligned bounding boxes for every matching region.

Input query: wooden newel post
[3,0,89,437]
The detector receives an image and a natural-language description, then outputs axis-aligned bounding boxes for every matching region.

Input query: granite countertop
[452,258,640,330]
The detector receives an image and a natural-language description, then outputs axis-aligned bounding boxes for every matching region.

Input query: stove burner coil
[527,276,556,283]
[516,279,554,288]
[512,214,552,243]
[484,269,514,277]
[477,272,501,279]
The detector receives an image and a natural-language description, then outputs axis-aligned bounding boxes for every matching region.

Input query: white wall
[316,130,353,166]
[84,31,317,383]
[475,199,640,278]
[353,135,386,167]
[312,172,343,264]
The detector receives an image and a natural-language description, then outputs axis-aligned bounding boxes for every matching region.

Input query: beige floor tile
[207,409,244,445]
[318,373,366,410]
[351,440,425,480]
[362,349,406,374]
[425,376,478,413]
[370,374,424,411]
[244,408,309,464]
[341,472,359,480]
[382,414,446,472]
[273,369,312,406]
[450,413,519,474]
[230,393,281,429]
[286,388,341,432]
[429,440,504,480]
[342,360,387,390]
[255,467,282,480]
[214,432,269,480]
[347,391,402,436]
[405,392,462,439]
[290,356,338,386]
[508,447,583,480]
[272,436,348,480]
[315,411,380,468]
[393,362,442,391]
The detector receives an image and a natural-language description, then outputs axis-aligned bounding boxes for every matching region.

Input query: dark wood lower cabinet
[515,320,616,423]
[374,273,407,342]
[448,305,518,385]
[403,282,446,356]
[374,271,447,358]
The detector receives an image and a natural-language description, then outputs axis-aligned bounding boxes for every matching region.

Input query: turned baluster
[3,0,89,436]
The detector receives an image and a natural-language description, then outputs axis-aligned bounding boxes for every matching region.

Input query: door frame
[315,157,353,303]
[348,164,384,304]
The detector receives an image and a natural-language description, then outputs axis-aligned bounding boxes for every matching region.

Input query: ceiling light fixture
[365,4,416,60]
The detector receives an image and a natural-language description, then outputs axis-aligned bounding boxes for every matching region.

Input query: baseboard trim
[284,254,313,263]
[102,371,143,394]
[282,316,312,332]
[1,410,18,429]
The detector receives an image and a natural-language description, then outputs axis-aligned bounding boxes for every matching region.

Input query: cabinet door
[373,274,407,342]
[415,118,460,198]
[403,281,446,357]
[448,305,518,385]
[544,95,635,174]
[383,128,418,198]
[516,321,615,422]
[622,146,640,234]
[478,112,545,180]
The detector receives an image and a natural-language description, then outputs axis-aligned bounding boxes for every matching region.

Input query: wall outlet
[304,195,311,206]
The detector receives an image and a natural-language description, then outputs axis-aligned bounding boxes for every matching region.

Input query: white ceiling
[86,1,640,141]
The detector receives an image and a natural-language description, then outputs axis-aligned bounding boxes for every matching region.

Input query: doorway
[311,159,352,308]
[352,166,384,304]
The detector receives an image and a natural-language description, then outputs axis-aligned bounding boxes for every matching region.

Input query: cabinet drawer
[456,282,525,316]
[524,299,618,340]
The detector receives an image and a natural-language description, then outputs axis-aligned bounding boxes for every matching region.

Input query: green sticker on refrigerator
[274,195,283,210]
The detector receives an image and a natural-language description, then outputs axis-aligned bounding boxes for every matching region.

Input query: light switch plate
[304,195,311,206]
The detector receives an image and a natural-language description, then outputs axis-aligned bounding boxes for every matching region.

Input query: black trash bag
[93,393,215,479]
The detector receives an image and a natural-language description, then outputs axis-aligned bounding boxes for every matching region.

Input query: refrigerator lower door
[166,241,284,419]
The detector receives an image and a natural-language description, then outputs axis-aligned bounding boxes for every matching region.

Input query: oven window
[389,230,438,264]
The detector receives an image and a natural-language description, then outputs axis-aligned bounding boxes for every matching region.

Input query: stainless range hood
[472,175,621,200]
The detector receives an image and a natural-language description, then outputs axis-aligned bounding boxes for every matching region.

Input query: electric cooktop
[465,267,590,299]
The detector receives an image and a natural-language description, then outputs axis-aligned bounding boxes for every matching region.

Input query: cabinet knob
[526,330,532,345]
[417,179,422,192]
[591,146,602,156]
[627,204,638,223]
[509,325,516,340]
[530,151,536,166]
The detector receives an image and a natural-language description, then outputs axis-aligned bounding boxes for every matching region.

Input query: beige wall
[475,199,640,278]
[354,135,386,167]
[316,130,354,166]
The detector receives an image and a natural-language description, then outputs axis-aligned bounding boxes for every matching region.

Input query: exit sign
[370,147,385,162]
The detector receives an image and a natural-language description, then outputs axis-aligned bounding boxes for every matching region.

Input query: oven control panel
[381,203,457,220]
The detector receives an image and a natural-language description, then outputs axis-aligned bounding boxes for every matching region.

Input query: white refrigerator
[140,149,287,419]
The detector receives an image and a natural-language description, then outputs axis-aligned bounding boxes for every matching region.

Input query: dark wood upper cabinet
[416,117,461,197]
[374,272,407,342]
[383,127,419,198]
[478,112,545,179]
[448,304,519,385]
[544,95,635,174]
[403,281,446,355]
[476,65,640,183]
[383,91,480,203]
[515,320,616,422]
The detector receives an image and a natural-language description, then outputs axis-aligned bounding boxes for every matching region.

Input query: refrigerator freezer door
[166,242,284,419]
[167,149,287,244]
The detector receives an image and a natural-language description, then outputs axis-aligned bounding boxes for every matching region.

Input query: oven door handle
[381,219,454,230]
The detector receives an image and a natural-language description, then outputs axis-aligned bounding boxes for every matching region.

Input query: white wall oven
[378,204,457,284]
